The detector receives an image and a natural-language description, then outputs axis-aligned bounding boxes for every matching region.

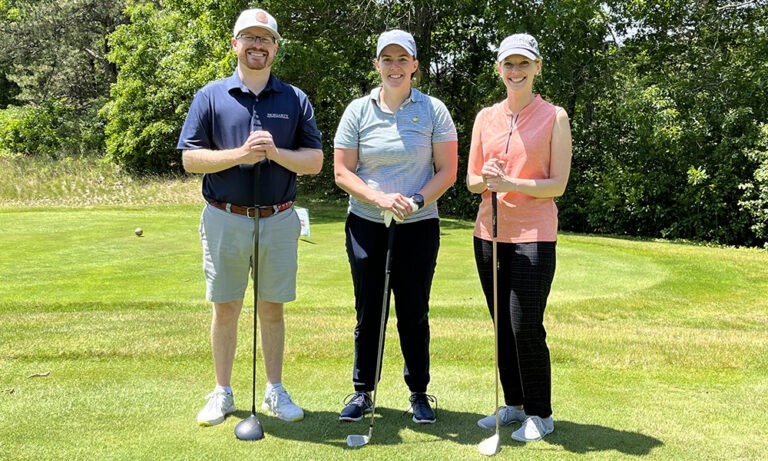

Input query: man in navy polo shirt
[178,7,323,427]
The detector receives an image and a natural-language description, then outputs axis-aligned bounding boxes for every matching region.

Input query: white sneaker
[477,406,527,429]
[511,415,554,442]
[262,386,304,422]
[197,390,236,426]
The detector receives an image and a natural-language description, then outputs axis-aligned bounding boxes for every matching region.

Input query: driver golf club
[347,222,396,448]
[235,164,264,441]
[478,192,501,456]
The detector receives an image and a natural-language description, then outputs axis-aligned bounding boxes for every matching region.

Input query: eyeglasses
[237,34,276,45]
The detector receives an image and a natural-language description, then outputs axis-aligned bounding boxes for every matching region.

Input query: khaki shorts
[199,204,300,303]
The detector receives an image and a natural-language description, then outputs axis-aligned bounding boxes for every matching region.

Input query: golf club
[235,163,264,441]
[478,192,501,456]
[347,221,396,448]
[479,114,517,456]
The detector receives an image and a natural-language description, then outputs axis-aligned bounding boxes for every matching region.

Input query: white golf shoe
[262,386,304,422]
[477,405,527,429]
[197,390,236,426]
[511,415,554,442]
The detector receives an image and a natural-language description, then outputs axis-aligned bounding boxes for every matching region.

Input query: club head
[478,433,501,456]
[234,414,264,441]
[346,434,370,447]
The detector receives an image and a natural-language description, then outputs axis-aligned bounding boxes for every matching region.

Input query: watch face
[413,194,424,206]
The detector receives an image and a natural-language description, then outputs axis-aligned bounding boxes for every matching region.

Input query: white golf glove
[382,198,419,228]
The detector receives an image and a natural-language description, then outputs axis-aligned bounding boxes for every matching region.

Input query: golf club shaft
[233,162,266,441]
[502,115,526,403]
[367,222,396,439]
[491,114,516,436]
[491,192,500,435]
[251,164,261,414]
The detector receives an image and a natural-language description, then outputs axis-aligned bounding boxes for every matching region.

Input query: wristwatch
[411,193,425,209]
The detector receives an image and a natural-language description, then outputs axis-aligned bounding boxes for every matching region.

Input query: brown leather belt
[208,200,293,218]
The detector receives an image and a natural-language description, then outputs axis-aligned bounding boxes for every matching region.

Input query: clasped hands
[378,193,419,227]
[243,130,278,163]
[482,159,513,192]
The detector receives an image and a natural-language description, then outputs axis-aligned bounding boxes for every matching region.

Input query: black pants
[346,213,440,393]
[474,238,556,418]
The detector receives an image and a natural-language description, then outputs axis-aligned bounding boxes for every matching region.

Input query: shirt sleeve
[296,88,323,149]
[429,97,458,144]
[333,100,362,149]
[177,89,212,150]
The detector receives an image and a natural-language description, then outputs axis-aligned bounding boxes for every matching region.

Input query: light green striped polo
[334,87,458,223]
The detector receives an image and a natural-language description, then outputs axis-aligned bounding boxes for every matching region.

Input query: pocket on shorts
[290,208,301,239]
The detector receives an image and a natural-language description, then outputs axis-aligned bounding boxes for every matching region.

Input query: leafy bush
[102,1,239,173]
[0,100,105,158]
[739,123,768,245]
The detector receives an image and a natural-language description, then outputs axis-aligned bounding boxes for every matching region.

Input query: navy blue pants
[346,213,440,393]
[474,238,556,418]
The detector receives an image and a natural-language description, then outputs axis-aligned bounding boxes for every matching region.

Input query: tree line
[1,0,767,247]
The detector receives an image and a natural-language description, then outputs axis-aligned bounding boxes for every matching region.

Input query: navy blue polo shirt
[177,70,322,206]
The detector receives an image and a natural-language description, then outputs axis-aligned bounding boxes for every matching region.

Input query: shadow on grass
[231,406,488,448]
[440,218,475,232]
[229,411,663,455]
[544,420,663,456]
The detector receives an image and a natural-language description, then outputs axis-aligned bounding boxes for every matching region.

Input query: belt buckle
[245,206,257,218]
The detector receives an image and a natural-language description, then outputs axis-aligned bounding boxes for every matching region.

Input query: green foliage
[102,0,242,173]
[739,122,768,244]
[0,64,19,109]
[0,0,124,155]
[558,0,768,246]
[0,100,104,158]
[0,0,125,106]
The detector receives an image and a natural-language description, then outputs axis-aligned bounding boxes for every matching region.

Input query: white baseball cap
[376,29,417,58]
[497,33,541,62]
[233,8,281,40]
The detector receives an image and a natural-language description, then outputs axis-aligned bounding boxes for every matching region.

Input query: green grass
[1,156,767,459]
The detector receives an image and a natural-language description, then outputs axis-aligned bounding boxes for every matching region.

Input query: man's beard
[241,50,273,71]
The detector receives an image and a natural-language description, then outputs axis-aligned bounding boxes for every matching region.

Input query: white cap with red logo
[233,8,281,40]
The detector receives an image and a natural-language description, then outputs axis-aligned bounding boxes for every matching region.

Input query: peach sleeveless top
[469,95,561,243]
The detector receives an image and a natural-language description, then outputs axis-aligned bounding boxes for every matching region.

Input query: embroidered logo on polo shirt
[267,113,289,119]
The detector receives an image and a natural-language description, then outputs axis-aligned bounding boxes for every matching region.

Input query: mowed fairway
[1,203,766,460]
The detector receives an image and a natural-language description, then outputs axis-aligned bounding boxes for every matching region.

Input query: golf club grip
[491,192,497,239]
[385,222,396,269]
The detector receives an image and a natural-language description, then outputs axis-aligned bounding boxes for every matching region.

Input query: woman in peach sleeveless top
[466,33,572,442]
